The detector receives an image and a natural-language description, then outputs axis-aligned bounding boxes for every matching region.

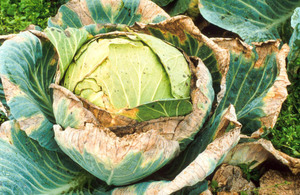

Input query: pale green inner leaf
[64,37,175,110]
[135,33,191,99]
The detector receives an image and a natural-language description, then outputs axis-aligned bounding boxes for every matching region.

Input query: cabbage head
[0,0,291,194]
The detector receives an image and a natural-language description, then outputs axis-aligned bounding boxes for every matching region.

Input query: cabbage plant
[0,0,291,194]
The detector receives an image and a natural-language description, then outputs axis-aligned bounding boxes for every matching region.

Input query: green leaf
[169,0,191,16]
[0,121,94,194]
[199,0,300,43]
[0,31,58,150]
[120,98,192,122]
[45,27,90,82]
[152,0,175,7]
[48,0,170,34]
[289,7,300,63]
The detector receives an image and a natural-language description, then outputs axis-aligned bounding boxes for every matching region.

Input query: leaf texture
[0,31,58,150]
[0,121,93,194]
[199,0,300,43]
[48,0,170,35]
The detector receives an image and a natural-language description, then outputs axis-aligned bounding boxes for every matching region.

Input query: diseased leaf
[45,27,90,82]
[108,127,240,194]
[159,128,240,194]
[0,121,95,194]
[48,0,170,34]
[224,138,300,175]
[199,0,300,43]
[213,40,290,135]
[54,124,180,186]
[0,31,58,150]
[156,105,241,179]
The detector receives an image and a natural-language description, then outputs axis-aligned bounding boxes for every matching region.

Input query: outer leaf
[54,124,180,186]
[45,27,90,82]
[289,7,300,63]
[0,120,94,194]
[0,31,58,150]
[199,0,300,43]
[213,39,290,135]
[159,128,240,194]
[48,0,170,34]
[132,15,228,95]
[224,138,300,174]
[156,105,241,179]
[108,128,240,194]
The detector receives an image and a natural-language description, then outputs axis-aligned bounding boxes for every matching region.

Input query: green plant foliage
[238,161,263,182]
[267,58,300,158]
[0,0,67,34]
[210,180,220,194]
[0,113,7,123]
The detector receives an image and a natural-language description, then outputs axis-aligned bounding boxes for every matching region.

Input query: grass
[266,57,300,158]
[0,0,299,158]
[0,0,67,35]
